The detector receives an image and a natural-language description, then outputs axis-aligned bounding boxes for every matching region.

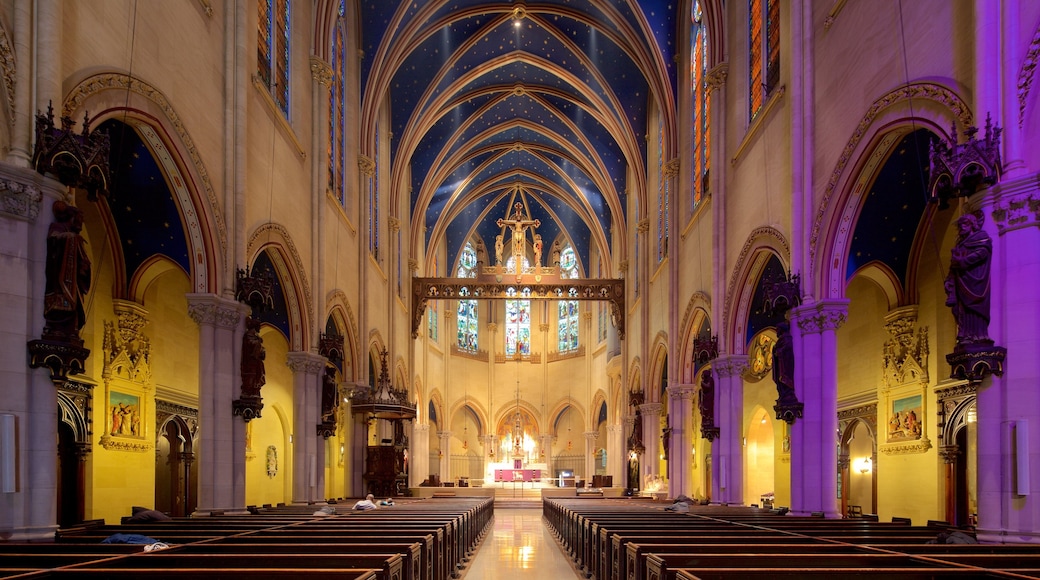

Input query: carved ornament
[882,308,928,388]
[0,176,43,221]
[99,435,152,452]
[102,301,152,385]
[310,56,333,87]
[991,190,1040,234]
[705,63,728,91]
[880,438,932,455]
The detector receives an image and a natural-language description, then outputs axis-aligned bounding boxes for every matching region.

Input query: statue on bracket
[943,211,1005,381]
[772,320,803,424]
[945,212,992,345]
[698,369,719,441]
[43,201,91,345]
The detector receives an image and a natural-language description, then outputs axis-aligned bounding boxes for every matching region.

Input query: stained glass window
[369,128,379,259]
[457,243,478,351]
[691,0,710,210]
[749,0,779,120]
[657,114,668,262]
[257,0,290,115]
[558,246,580,352]
[505,294,531,357]
[428,255,439,340]
[329,0,347,206]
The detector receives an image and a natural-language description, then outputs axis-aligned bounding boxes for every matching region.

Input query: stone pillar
[2,168,57,539]
[975,175,1040,543]
[35,0,62,113]
[583,431,598,486]
[287,352,324,504]
[667,383,696,499]
[788,300,848,518]
[8,1,33,165]
[350,401,367,497]
[438,431,452,483]
[639,402,662,485]
[411,423,430,488]
[607,424,624,487]
[713,355,747,505]
[187,293,250,515]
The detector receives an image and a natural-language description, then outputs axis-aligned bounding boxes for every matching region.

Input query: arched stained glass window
[457,243,478,352]
[369,128,380,260]
[657,114,668,262]
[749,0,780,120]
[329,0,347,206]
[258,0,290,115]
[558,245,580,352]
[428,254,438,340]
[691,1,710,210]
[505,292,531,358]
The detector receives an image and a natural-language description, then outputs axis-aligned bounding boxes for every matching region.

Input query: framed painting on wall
[886,394,923,443]
[109,391,143,438]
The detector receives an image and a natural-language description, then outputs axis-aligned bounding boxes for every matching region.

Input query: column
[667,383,696,499]
[411,423,430,488]
[583,431,598,487]
[788,299,848,518]
[8,0,33,165]
[3,169,59,539]
[607,424,624,487]
[639,402,662,486]
[287,352,325,504]
[350,396,367,497]
[187,293,250,515]
[438,431,452,483]
[975,175,1040,542]
[713,355,747,505]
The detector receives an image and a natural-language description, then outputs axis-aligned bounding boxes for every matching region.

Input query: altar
[487,461,548,486]
[494,468,541,482]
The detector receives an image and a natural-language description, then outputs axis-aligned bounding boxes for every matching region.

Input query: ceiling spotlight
[512,6,526,26]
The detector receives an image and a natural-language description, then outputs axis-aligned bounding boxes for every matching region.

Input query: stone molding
[791,300,849,334]
[713,354,748,378]
[639,402,663,416]
[987,176,1040,234]
[667,384,696,400]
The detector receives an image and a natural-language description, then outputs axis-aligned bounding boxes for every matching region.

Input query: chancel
[2,1,1040,577]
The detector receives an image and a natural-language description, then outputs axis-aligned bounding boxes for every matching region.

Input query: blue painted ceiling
[360,0,679,275]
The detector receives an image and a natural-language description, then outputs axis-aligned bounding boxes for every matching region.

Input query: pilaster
[666,383,696,498]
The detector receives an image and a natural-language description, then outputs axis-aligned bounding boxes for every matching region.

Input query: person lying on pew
[352,494,378,511]
[379,497,395,506]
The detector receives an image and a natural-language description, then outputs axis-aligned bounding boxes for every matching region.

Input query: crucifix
[496,202,540,271]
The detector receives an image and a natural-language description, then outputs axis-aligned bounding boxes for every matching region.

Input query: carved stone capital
[639,402,663,416]
[388,216,400,232]
[636,219,650,234]
[408,258,419,272]
[357,155,375,176]
[287,351,326,375]
[186,294,247,329]
[791,300,849,334]
[663,158,680,178]
[988,176,1040,234]
[310,56,333,87]
[713,354,748,378]
[0,175,43,221]
[486,322,497,332]
[584,431,599,442]
[667,384,696,400]
[705,63,729,91]
[539,323,550,332]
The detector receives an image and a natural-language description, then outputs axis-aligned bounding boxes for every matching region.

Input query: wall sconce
[855,457,872,474]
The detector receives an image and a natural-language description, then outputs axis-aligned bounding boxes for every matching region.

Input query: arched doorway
[155,414,197,517]
[745,407,775,507]
[56,385,91,527]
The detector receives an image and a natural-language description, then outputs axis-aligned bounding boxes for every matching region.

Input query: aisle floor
[460,508,582,579]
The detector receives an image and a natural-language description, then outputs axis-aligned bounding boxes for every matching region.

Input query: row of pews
[0,496,493,579]
[544,497,1040,579]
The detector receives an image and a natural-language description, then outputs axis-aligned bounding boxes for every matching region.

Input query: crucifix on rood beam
[497,202,540,281]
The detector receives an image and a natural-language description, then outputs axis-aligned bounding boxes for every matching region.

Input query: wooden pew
[671,568,1005,579]
[13,568,381,579]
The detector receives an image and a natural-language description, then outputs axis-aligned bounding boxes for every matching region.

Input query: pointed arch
[448,399,489,439]
[62,72,226,294]
[247,223,314,351]
[810,83,972,300]
[547,398,585,438]
[724,227,789,354]
[325,290,360,383]
[648,333,669,404]
[678,291,712,383]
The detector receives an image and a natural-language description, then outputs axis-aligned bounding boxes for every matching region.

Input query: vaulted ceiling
[358,1,680,277]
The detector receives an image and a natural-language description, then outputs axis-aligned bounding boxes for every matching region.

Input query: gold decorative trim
[0,24,16,120]
[823,0,848,30]
[880,438,932,455]
[195,0,213,17]
[98,435,152,452]
[732,85,786,166]
[251,75,306,159]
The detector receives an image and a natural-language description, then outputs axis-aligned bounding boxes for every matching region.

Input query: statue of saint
[945,213,992,346]
[495,234,504,266]
[697,369,714,423]
[241,316,266,398]
[772,320,797,405]
[321,365,338,423]
[533,234,543,268]
[43,201,91,342]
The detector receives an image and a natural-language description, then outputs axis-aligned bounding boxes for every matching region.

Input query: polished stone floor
[460,508,582,579]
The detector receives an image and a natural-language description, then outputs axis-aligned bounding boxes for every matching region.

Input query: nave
[460,508,581,580]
